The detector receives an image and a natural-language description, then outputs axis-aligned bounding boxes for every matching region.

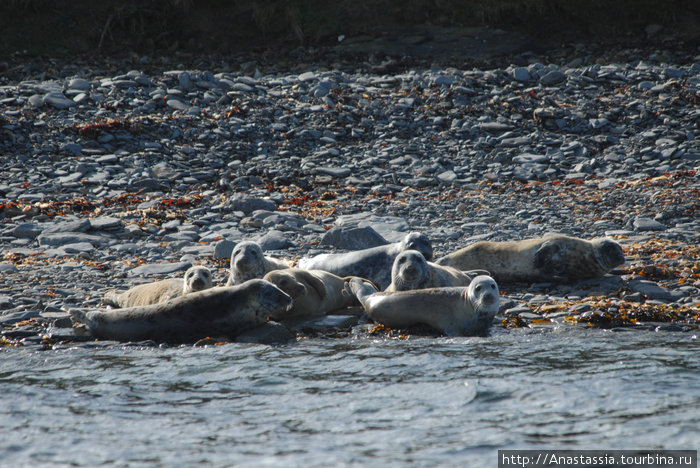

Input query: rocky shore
[1,43,698,350]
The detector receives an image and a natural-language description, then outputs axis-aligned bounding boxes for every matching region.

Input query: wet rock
[235,321,295,344]
[626,279,683,302]
[284,314,360,333]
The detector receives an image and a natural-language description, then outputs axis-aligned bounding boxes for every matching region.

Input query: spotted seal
[72,279,292,343]
[435,234,625,283]
[263,268,359,318]
[299,232,433,290]
[385,250,489,292]
[103,265,213,308]
[226,241,289,286]
[348,275,500,336]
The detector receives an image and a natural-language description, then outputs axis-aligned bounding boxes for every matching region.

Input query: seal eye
[476,285,482,292]
[202,271,210,278]
[490,284,496,290]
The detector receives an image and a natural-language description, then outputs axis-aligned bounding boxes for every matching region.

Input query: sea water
[1,327,697,467]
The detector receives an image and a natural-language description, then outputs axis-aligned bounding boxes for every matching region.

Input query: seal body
[226,241,289,285]
[263,268,358,318]
[299,232,433,290]
[348,275,499,336]
[103,266,213,308]
[385,250,475,292]
[435,235,625,283]
[72,279,292,343]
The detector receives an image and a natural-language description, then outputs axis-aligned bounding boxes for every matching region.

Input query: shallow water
[1,327,698,467]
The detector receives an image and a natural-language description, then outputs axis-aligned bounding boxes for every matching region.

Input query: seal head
[401,232,433,261]
[391,250,431,291]
[184,266,213,293]
[230,241,267,283]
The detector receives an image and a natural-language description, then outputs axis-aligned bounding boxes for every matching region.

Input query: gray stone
[37,232,106,247]
[127,261,193,277]
[626,279,686,302]
[298,71,317,82]
[320,225,388,250]
[27,94,44,108]
[150,163,181,180]
[313,167,351,178]
[62,143,83,156]
[12,223,42,239]
[89,216,123,231]
[230,194,276,214]
[0,309,40,325]
[214,239,236,259]
[178,71,192,90]
[513,153,549,164]
[61,242,95,253]
[504,306,532,316]
[258,230,294,251]
[0,263,18,274]
[539,70,566,85]
[166,99,188,111]
[334,214,410,243]
[43,92,75,109]
[633,217,666,231]
[43,218,91,234]
[437,170,458,183]
[232,83,254,93]
[513,67,531,82]
[0,294,14,310]
[67,78,90,91]
[480,122,513,133]
[235,321,295,344]
[518,312,543,320]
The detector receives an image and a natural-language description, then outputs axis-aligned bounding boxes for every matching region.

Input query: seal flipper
[464,269,492,281]
[346,277,378,309]
[296,270,328,301]
[533,240,567,280]
[102,290,122,308]
[69,308,98,330]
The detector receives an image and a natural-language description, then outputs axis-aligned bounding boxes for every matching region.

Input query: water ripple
[0,328,697,467]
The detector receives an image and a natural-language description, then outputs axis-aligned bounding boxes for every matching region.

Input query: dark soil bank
[1,0,698,57]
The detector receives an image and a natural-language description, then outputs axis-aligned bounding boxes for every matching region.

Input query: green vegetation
[0,0,697,56]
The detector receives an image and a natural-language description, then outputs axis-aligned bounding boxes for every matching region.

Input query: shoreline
[1,41,698,349]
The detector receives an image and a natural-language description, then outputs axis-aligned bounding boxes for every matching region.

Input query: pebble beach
[1,41,698,349]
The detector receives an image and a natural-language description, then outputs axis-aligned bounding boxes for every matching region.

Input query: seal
[435,234,625,283]
[103,265,213,308]
[71,279,292,343]
[263,268,359,318]
[347,275,500,336]
[299,232,433,290]
[226,241,289,285]
[385,250,487,292]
